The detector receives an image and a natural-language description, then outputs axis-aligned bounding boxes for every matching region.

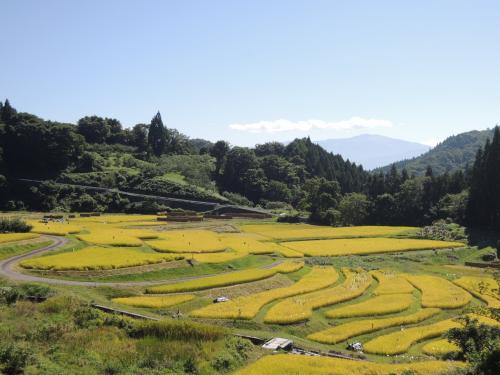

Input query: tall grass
[129,319,225,342]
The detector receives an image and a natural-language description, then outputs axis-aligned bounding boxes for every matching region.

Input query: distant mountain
[376,128,495,175]
[317,134,429,170]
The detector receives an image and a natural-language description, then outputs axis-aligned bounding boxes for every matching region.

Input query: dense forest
[376,129,495,176]
[0,100,499,231]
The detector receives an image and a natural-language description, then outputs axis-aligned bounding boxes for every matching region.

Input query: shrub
[0,218,32,233]
[0,342,32,375]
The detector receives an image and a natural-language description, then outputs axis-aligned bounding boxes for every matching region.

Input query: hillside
[376,129,495,175]
[317,134,429,170]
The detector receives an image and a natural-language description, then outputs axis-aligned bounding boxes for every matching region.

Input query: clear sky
[1,0,499,146]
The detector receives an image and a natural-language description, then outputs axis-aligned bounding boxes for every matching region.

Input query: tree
[210,141,230,181]
[148,112,166,156]
[131,123,149,152]
[446,317,500,375]
[338,193,371,225]
[77,116,110,143]
[0,99,17,124]
[302,177,341,224]
[220,147,258,195]
[467,126,500,230]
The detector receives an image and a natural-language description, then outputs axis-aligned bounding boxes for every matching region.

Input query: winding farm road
[0,235,283,288]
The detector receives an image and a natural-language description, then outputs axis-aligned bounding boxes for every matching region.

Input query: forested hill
[376,129,495,176]
[0,100,367,213]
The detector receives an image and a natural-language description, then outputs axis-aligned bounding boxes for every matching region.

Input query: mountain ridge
[375,128,495,175]
[316,134,429,170]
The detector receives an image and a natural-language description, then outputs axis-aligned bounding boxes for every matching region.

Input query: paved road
[19,179,224,208]
[0,236,283,288]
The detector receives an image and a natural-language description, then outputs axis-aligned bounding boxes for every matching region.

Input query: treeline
[0,99,499,231]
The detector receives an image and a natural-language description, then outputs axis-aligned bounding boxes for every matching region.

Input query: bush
[0,342,32,375]
[277,214,302,223]
[0,218,32,233]
[221,191,253,206]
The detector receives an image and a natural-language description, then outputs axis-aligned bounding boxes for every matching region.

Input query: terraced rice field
[363,315,499,355]
[233,354,465,375]
[190,267,339,319]
[264,268,372,324]
[405,275,472,308]
[146,261,304,293]
[325,293,414,318]
[5,217,498,369]
[453,276,500,308]
[281,237,465,257]
[371,270,415,294]
[309,308,440,344]
[241,224,417,240]
[20,246,181,270]
[0,232,40,243]
[28,221,82,235]
[77,231,144,246]
[112,294,194,308]
[146,230,227,253]
[422,338,460,356]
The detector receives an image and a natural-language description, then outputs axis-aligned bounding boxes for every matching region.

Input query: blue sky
[1,0,499,146]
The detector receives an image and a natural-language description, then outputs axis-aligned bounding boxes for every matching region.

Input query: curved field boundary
[325,293,414,318]
[264,268,372,324]
[190,267,339,319]
[308,308,440,344]
[145,261,303,293]
[0,235,285,288]
[404,275,472,309]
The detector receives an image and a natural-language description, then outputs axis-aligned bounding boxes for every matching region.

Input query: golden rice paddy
[325,293,414,318]
[309,308,440,344]
[405,275,472,309]
[0,232,40,243]
[112,294,194,308]
[363,314,499,355]
[28,221,82,235]
[20,246,181,270]
[146,261,303,294]
[422,338,460,356]
[190,267,338,319]
[281,237,465,257]
[233,354,465,375]
[453,276,500,308]
[241,224,417,240]
[371,270,415,294]
[264,268,372,324]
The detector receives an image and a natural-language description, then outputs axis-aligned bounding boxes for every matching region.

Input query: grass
[0,240,52,260]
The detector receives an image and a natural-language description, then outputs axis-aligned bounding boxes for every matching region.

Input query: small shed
[262,337,293,351]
